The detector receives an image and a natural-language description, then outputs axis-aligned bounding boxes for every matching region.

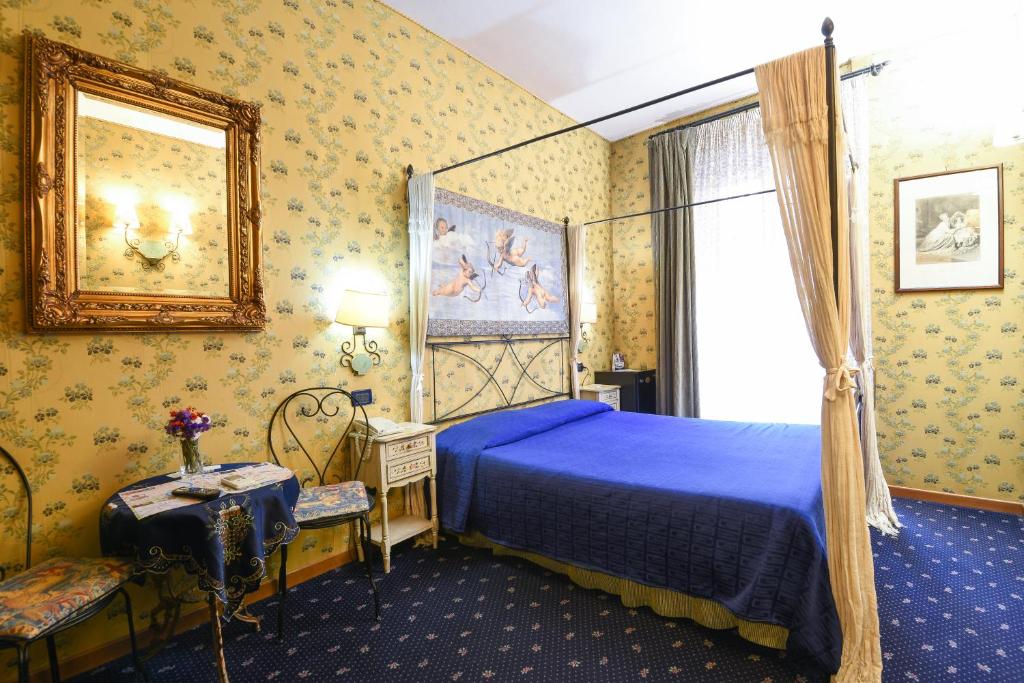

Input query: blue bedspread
[436,400,840,672]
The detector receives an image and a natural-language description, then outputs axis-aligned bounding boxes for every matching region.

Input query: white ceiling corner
[386,0,1022,141]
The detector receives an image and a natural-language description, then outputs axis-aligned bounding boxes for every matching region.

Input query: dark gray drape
[649,132,699,417]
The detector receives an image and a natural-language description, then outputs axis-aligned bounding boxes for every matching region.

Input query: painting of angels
[428,188,569,337]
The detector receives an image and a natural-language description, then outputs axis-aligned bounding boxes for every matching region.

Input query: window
[689,109,821,424]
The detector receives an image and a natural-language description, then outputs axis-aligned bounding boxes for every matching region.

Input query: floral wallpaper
[607,49,1022,502]
[864,51,1022,502]
[78,115,230,296]
[0,0,612,672]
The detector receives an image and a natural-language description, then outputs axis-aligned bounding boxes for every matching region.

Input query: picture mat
[897,167,1001,290]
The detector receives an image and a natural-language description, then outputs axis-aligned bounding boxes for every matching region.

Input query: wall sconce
[119,203,192,271]
[578,301,598,352]
[335,288,390,375]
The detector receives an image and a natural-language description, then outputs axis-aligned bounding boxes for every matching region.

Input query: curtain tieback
[824,363,859,401]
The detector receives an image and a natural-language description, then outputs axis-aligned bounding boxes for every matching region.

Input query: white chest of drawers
[349,424,437,573]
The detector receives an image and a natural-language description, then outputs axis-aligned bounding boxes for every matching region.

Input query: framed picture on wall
[894,165,1003,292]
[427,188,569,337]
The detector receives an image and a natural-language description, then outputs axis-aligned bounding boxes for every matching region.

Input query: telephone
[357,416,403,437]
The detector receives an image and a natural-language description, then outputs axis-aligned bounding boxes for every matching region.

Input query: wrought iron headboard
[427,336,570,424]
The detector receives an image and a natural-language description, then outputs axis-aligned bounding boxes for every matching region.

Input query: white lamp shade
[580,302,598,324]
[335,289,390,328]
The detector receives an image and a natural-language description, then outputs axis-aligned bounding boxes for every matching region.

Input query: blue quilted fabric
[436,400,840,672]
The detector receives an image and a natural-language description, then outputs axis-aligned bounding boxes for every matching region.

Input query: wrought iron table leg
[143,573,189,661]
[208,593,230,683]
[234,602,262,631]
[277,542,288,640]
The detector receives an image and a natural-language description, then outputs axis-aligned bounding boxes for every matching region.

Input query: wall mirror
[24,34,265,332]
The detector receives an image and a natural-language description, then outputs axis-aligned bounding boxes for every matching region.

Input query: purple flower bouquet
[166,407,212,475]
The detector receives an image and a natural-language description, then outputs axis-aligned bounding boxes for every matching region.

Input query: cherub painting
[520,264,559,313]
[487,229,531,274]
[433,217,455,240]
[428,188,568,337]
[432,254,485,302]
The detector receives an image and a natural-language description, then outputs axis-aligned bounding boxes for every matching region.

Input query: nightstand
[580,383,620,410]
[349,424,437,573]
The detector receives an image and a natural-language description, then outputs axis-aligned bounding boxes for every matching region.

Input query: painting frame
[427,188,570,338]
[894,165,1003,293]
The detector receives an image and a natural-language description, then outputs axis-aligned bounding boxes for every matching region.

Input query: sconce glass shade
[335,289,390,329]
[113,203,140,232]
[170,213,193,236]
[580,301,598,324]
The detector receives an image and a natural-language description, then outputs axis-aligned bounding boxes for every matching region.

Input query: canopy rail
[646,60,888,142]
[407,17,859,307]
[406,66,757,179]
[582,188,777,227]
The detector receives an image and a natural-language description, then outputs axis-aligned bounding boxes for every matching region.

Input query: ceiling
[386,0,1022,141]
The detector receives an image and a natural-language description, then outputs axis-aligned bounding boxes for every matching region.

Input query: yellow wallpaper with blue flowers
[608,52,1022,504]
[0,0,612,674]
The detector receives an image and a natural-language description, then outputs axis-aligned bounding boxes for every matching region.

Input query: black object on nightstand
[594,369,656,413]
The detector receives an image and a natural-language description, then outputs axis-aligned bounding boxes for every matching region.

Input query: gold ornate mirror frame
[23,34,266,333]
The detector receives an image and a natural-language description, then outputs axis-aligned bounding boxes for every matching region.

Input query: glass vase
[180,438,204,477]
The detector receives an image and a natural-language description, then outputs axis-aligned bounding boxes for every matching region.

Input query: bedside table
[580,383,620,410]
[349,424,437,573]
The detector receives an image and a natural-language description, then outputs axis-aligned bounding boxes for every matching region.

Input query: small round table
[100,463,300,682]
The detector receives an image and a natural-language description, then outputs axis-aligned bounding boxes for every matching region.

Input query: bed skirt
[456,531,789,652]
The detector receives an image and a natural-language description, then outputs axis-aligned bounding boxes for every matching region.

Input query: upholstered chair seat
[0,557,135,641]
[293,481,371,525]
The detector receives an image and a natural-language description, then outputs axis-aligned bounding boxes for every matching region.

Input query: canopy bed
[406,19,889,683]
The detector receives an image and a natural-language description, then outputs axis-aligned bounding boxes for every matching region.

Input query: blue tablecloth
[100,463,300,616]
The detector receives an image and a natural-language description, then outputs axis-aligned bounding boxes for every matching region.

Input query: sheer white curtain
[690,109,821,424]
[406,172,434,516]
[842,77,901,535]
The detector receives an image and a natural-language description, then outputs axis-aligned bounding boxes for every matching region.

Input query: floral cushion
[294,481,369,523]
[0,557,135,640]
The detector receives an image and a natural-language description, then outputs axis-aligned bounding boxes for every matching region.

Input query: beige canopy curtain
[756,47,882,682]
[567,223,586,398]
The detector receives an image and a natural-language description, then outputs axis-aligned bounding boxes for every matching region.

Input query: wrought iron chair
[0,446,147,683]
[267,387,380,638]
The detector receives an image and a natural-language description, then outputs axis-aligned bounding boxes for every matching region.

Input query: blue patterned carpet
[75,500,1023,682]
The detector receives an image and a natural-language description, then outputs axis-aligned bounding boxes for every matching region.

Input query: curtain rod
[647,60,889,142]
[404,66,756,180]
[582,188,776,226]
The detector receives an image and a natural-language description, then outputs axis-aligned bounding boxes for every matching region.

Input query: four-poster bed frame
[411,19,885,677]
[410,18,878,309]
[410,18,882,425]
